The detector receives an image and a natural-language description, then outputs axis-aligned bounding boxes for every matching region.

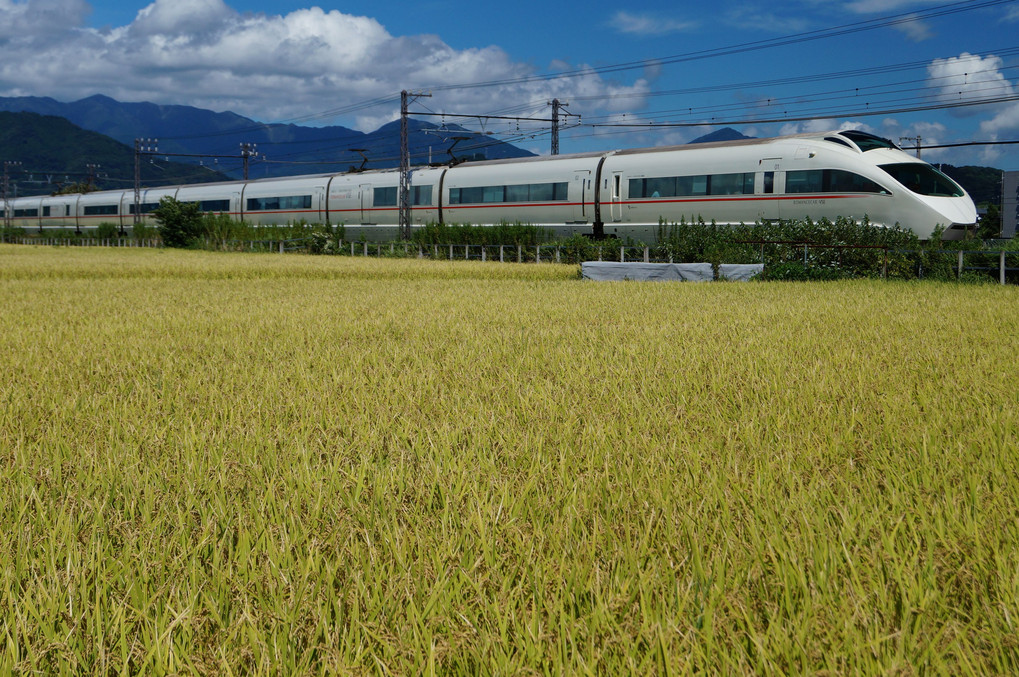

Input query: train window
[879,163,963,197]
[708,173,755,195]
[786,169,887,194]
[530,184,554,201]
[412,186,432,206]
[786,170,824,193]
[199,200,231,212]
[373,187,397,206]
[646,177,675,198]
[43,207,51,217]
[840,131,898,152]
[84,205,118,216]
[631,174,753,198]
[483,186,505,203]
[687,176,709,196]
[824,137,853,149]
[450,187,482,204]
[506,184,529,202]
[533,182,558,200]
[14,208,38,217]
[449,182,568,204]
[764,172,774,194]
[247,195,313,211]
[826,170,887,194]
[129,202,161,214]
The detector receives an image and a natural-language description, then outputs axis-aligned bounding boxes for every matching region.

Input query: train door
[359,183,372,224]
[757,157,783,222]
[574,170,591,222]
[610,171,623,222]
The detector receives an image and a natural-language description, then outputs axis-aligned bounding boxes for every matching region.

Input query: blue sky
[3,0,1019,168]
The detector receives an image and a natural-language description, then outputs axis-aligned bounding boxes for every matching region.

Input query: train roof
[448,130,902,169]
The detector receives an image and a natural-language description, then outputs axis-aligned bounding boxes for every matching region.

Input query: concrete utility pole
[899,135,922,159]
[550,98,569,156]
[400,90,431,240]
[3,161,22,229]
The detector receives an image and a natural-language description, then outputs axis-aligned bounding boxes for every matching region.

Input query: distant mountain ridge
[0,111,232,195]
[0,95,535,179]
[689,128,755,143]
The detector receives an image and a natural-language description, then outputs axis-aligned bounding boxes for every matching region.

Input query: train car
[76,191,127,230]
[120,187,181,226]
[3,130,976,241]
[238,174,329,226]
[5,196,44,230]
[39,195,79,230]
[325,167,445,239]
[596,130,974,240]
[441,153,603,237]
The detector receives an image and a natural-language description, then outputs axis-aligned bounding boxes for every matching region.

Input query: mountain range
[0,95,533,183]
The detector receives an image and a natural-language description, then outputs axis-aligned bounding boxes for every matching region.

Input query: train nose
[933,195,978,226]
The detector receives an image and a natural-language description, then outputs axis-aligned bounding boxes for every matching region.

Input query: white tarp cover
[581,262,714,282]
[718,263,764,281]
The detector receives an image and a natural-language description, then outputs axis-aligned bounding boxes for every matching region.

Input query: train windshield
[840,131,899,152]
[879,163,965,197]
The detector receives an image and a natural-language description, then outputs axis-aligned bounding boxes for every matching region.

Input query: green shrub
[153,197,203,248]
[412,222,553,246]
[95,222,119,240]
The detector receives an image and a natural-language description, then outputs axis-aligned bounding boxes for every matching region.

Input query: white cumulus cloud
[928,53,1015,118]
[846,0,942,13]
[0,0,651,132]
[612,11,696,36]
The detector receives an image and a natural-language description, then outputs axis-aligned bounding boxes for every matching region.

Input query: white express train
[2,130,977,241]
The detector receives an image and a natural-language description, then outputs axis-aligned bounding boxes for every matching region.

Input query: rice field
[1,245,1018,675]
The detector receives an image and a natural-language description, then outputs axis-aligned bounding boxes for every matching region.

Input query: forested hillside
[0,111,231,196]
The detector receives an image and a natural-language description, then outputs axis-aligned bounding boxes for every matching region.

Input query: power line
[586,92,1019,128]
[924,139,1019,148]
[425,0,1015,92]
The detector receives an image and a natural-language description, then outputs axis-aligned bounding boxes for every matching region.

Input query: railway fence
[3,233,1017,284]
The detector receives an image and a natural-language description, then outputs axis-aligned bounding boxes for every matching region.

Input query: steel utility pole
[135,141,258,226]
[400,90,431,240]
[900,135,922,159]
[240,143,257,180]
[135,138,158,229]
[3,161,22,229]
[86,163,101,191]
[550,98,569,156]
